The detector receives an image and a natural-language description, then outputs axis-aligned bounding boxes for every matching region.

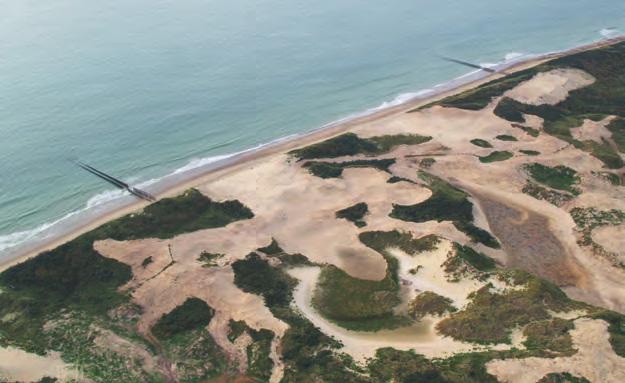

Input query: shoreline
[2,35,624,273]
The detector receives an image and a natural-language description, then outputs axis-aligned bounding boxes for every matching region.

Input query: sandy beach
[2,36,623,274]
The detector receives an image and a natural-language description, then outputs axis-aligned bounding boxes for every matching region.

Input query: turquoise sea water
[1,0,625,260]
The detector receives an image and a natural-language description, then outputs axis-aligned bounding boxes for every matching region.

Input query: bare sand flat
[504,68,595,106]
[0,346,82,382]
[571,116,616,144]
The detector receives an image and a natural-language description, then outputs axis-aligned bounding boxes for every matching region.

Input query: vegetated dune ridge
[3,38,625,383]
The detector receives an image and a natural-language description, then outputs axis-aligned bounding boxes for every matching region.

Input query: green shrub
[522,182,574,207]
[408,292,457,319]
[536,372,590,383]
[580,139,624,169]
[470,139,493,148]
[290,133,431,160]
[289,133,379,159]
[495,134,518,142]
[416,68,538,111]
[524,163,580,194]
[453,244,496,272]
[606,117,625,152]
[387,175,415,184]
[232,253,297,308]
[419,157,436,168]
[520,149,540,156]
[152,298,214,340]
[523,318,575,356]
[197,251,224,267]
[302,159,396,178]
[336,202,369,227]
[590,310,625,357]
[494,98,527,122]
[367,348,445,383]
[391,173,473,224]
[257,238,284,255]
[512,123,540,137]
[95,188,254,240]
[437,275,574,344]
[312,263,409,331]
[452,221,500,249]
[479,151,513,163]
[359,231,440,255]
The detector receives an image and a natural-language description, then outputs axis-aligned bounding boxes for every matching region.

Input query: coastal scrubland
[4,39,625,383]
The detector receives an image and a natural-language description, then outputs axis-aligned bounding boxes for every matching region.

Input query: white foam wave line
[0,209,82,252]
[600,27,620,38]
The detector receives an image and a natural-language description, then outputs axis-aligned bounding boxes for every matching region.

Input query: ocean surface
[1,0,625,261]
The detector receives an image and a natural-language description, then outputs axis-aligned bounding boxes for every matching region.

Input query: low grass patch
[336,202,369,227]
[470,139,493,148]
[579,139,624,169]
[522,182,574,207]
[523,318,575,356]
[408,292,457,320]
[226,319,275,382]
[290,132,431,160]
[479,151,513,163]
[367,348,444,383]
[524,163,580,194]
[159,327,228,382]
[302,158,396,178]
[570,207,625,247]
[592,171,621,186]
[437,274,575,344]
[312,263,410,331]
